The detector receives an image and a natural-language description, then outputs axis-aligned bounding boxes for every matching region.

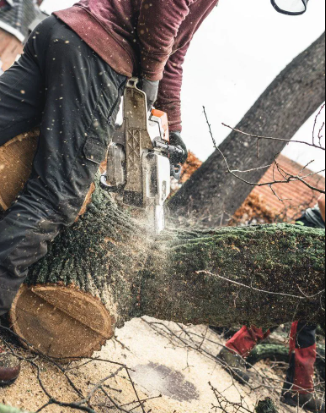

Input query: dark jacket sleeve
[155,0,218,132]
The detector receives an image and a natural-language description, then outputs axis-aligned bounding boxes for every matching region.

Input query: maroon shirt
[0,0,9,9]
[55,0,218,131]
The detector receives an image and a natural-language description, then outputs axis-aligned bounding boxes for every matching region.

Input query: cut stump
[10,285,115,360]
[0,130,39,211]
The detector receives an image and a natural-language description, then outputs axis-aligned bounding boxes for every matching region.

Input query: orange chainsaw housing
[151,109,169,142]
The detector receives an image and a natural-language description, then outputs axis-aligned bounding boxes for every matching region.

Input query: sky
[41,0,325,174]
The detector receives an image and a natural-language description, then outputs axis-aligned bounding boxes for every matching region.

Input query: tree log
[9,181,325,359]
[0,130,38,211]
[170,33,326,225]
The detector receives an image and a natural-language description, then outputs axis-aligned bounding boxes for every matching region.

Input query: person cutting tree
[0,0,311,388]
[218,194,326,413]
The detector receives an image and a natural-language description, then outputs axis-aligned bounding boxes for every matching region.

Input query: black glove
[169,131,188,165]
[139,78,159,111]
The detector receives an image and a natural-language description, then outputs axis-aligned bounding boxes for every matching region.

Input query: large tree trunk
[10,181,325,360]
[170,33,326,225]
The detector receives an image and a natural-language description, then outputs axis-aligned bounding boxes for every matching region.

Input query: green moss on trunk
[140,224,325,328]
[27,183,325,328]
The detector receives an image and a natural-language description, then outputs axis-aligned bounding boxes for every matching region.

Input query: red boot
[218,326,271,385]
[281,322,325,413]
[226,326,272,358]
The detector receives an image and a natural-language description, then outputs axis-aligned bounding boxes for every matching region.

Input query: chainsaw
[100,78,185,235]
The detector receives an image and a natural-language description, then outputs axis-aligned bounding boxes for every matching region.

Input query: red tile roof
[181,152,325,224]
[251,154,325,221]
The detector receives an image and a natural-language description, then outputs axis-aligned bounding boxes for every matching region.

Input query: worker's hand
[140,78,159,111]
[318,194,326,222]
[169,132,188,165]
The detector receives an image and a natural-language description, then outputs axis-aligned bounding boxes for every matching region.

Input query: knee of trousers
[0,214,60,274]
[0,279,23,314]
[0,213,61,313]
[54,193,90,226]
[20,177,89,227]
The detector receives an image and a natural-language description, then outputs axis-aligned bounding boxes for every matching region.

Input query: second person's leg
[218,326,273,384]
[282,322,324,412]
[225,326,272,358]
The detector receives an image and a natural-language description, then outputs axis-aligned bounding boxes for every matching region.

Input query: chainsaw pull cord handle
[170,164,182,180]
[154,140,185,157]
[153,140,184,181]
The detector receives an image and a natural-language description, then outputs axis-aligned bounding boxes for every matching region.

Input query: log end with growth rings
[10,285,115,361]
[0,130,39,211]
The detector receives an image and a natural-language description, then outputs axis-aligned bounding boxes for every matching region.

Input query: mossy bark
[25,182,325,329]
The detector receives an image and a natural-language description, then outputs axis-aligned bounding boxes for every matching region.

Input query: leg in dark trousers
[0,16,126,315]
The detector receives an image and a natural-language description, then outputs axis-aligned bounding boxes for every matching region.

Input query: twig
[203,107,325,197]
[196,270,325,301]
[223,123,325,151]
[125,369,146,413]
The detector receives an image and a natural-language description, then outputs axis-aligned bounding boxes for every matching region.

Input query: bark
[10,179,325,360]
[170,33,326,225]
[27,183,325,327]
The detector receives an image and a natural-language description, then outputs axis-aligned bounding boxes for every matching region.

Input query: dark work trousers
[0,16,126,314]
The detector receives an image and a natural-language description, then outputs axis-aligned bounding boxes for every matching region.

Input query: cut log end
[0,130,39,211]
[10,285,115,361]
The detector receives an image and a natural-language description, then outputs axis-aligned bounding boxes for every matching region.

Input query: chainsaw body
[101,78,183,234]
